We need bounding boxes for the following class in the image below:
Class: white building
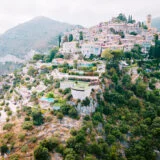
[81,43,102,58]
[60,42,80,54]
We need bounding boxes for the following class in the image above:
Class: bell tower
[146,14,152,29]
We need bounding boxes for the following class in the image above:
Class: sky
[0,0,160,34]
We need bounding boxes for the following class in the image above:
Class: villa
[81,43,102,58]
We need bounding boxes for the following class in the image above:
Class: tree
[128,15,135,24]
[65,154,77,160]
[58,35,61,48]
[27,66,37,77]
[112,73,119,84]
[107,134,116,145]
[69,108,78,119]
[34,145,50,160]
[130,32,137,36]
[47,92,54,98]
[131,44,142,54]
[124,51,132,60]
[128,96,141,110]
[64,148,78,160]
[0,145,8,155]
[92,112,103,122]
[40,137,59,151]
[73,60,78,69]
[135,81,147,97]
[79,31,83,40]
[88,142,102,156]
[122,74,131,88]
[152,34,160,66]
[45,48,58,63]
[117,13,127,22]
[33,54,44,61]
[111,50,124,60]
[32,110,44,126]
[82,97,90,106]
[101,49,113,60]
[69,34,73,42]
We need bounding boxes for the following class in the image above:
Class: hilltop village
[60,14,158,57]
[0,14,160,160]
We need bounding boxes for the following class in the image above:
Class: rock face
[0,16,79,58]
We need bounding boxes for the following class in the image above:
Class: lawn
[73,81,89,90]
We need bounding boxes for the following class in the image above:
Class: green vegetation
[79,31,83,40]
[22,121,33,130]
[3,123,14,131]
[69,34,73,42]
[34,145,50,160]
[117,13,127,22]
[32,109,44,126]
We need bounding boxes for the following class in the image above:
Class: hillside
[0,16,79,58]
[0,49,160,159]
[152,17,160,31]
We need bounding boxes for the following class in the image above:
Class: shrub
[46,92,54,98]
[24,116,31,121]
[0,145,9,155]
[18,133,25,141]
[32,110,44,126]
[3,123,14,131]
[34,145,50,160]
[57,112,64,120]
[22,121,33,130]
[63,88,71,95]
[40,137,59,151]
[4,133,13,142]
[21,145,28,153]
[30,137,37,143]
[7,110,12,116]
[10,154,20,160]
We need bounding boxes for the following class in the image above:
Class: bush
[30,137,37,143]
[22,121,33,130]
[18,133,25,141]
[34,145,50,160]
[21,145,28,153]
[63,88,71,95]
[24,116,31,121]
[10,154,20,160]
[84,115,90,121]
[40,137,59,151]
[46,92,54,98]
[0,145,8,155]
[7,110,12,116]
[3,123,14,131]
[57,112,64,120]
[32,110,44,126]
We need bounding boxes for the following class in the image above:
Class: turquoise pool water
[78,63,94,67]
[41,97,54,103]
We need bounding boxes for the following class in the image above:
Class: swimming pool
[78,63,94,67]
[41,97,54,103]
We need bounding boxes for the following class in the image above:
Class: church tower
[146,14,152,29]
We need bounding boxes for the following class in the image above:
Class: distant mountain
[152,17,160,31]
[0,16,81,59]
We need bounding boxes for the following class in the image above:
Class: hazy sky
[0,0,160,33]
